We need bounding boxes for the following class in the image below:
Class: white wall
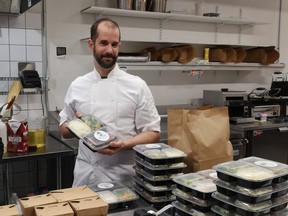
[45,0,287,110]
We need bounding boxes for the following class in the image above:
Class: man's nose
[106,44,113,53]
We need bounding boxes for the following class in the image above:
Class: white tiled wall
[0,12,45,204]
[0,12,44,120]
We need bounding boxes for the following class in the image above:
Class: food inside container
[135,170,175,187]
[173,170,217,200]
[172,188,217,207]
[66,114,118,152]
[134,181,173,197]
[176,195,213,213]
[135,155,187,171]
[212,191,273,215]
[213,159,281,189]
[134,184,176,204]
[134,174,174,191]
[133,143,186,165]
[88,181,138,209]
[172,201,215,216]
[134,165,183,181]
[211,205,237,216]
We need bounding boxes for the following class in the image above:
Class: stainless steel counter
[230,119,288,132]
[1,136,74,204]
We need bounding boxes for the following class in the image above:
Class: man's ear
[88,39,94,51]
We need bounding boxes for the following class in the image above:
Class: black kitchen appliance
[19,70,42,89]
[247,126,288,164]
[203,90,250,118]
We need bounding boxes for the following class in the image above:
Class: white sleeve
[135,81,161,133]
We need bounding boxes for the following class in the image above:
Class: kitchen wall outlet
[56,47,66,56]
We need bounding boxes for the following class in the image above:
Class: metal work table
[0,136,74,204]
[49,130,79,154]
[230,119,288,132]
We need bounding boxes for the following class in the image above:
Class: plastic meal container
[172,201,215,216]
[88,182,139,209]
[213,157,288,189]
[173,169,217,200]
[172,188,217,208]
[133,143,187,166]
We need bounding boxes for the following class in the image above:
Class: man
[59,18,161,186]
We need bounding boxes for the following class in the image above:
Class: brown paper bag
[168,106,233,173]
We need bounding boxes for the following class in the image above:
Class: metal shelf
[81,6,268,26]
[0,77,43,95]
[118,62,285,71]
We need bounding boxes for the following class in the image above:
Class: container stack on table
[212,157,288,216]
[172,169,218,216]
[133,143,187,208]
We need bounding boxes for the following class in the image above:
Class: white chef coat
[59,64,161,186]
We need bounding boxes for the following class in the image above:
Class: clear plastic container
[28,116,46,148]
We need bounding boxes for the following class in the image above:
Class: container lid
[89,182,138,204]
[213,157,288,182]
[133,143,186,159]
[173,170,217,193]
[135,155,187,171]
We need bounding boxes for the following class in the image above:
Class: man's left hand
[97,140,125,156]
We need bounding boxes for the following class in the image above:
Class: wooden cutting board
[7,80,22,102]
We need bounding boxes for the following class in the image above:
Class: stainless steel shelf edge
[81,6,269,26]
[118,62,285,71]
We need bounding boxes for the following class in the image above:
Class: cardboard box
[19,194,57,216]
[0,204,20,216]
[49,186,98,203]
[69,196,108,216]
[34,202,74,216]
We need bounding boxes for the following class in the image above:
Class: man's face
[91,23,120,69]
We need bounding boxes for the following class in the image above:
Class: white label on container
[255,160,278,168]
[97,183,114,189]
[94,130,109,141]
[145,144,161,149]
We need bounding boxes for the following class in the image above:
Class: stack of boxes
[0,186,109,216]
[212,157,288,215]
[172,169,218,215]
[133,143,187,208]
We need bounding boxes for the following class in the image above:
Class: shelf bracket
[159,19,164,41]
[238,8,243,44]
[214,5,220,43]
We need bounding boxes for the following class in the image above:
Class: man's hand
[97,140,126,156]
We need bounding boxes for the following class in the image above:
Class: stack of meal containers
[133,143,187,207]
[212,156,288,216]
[172,169,218,216]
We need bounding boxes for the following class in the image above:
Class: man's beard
[93,49,117,69]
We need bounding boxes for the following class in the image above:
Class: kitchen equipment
[247,128,288,163]
[203,89,250,117]
[134,0,146,11]
[116,0,133,10]
[0,0,41,14]
[153,0,167,12]
[19,70,42,89]
[250,104,280,118]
